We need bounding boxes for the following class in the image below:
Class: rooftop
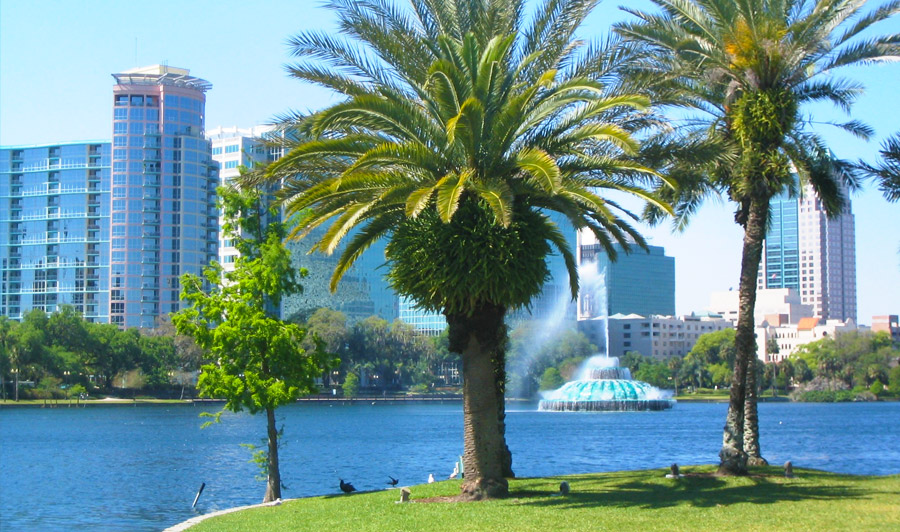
[111,64,212,92]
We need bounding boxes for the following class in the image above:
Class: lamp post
[63,371,71,400]
[12,368,19,402]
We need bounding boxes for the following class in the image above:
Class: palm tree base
[747,455,769,467]
[717,447,748,476]
[460,477,509,500]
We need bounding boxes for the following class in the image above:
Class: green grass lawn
[189,467,900,532]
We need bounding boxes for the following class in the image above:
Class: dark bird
[339,479,356,493]
[387,476,399,486]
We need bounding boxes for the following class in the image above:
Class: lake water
[1,401,898,531]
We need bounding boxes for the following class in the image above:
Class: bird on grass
[387,476,399,487]
[339,479,356,493]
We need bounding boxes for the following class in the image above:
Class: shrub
[342,372,359,397]
[869,380,884,397]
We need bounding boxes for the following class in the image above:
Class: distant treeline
[0,305,459,400]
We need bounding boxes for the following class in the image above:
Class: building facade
[596,313,733,360]
[871,315,900,343]
[709,287,814,326]
[578,240,675,319]
[757,183,857,321]
[207,125,280,274]
[1,142,111,321]
[756,317,858,363]
[109,65,218,328]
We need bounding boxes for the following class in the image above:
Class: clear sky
[1,0,898,324]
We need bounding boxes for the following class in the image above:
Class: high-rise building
[206,125,397,324]
[207,125,281,274]
[1,142,111,321]
[757,182,856,321]
[109,65,218,328]
[577,239,675,319]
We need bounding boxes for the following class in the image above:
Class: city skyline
[2,0,898,325]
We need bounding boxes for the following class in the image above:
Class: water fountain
[538,355,675,412]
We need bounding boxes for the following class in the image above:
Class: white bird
[449,463,459,479]
[428,473,435,483]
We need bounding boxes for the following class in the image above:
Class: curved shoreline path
[163,499,291,532]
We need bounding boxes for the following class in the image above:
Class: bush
[342,372,359,397]
[539,368,564,391]
[869,380,884,397]
[408,383,429,395]
[791,390,855,402]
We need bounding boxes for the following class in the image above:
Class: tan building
[872,315,900,342]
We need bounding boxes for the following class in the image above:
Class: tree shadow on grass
[510,468,888,510]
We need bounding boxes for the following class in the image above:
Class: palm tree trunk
[744,359,768,466]
[719,196,769,475]
[492,344,514,478]
[447,303,510,500]
[263,406,282,503]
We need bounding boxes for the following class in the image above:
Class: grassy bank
[188,467,900,532]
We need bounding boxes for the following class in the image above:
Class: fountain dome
[539,355,675,412]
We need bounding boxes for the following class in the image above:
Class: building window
[225,144,239,153]
[212,147,222,155]
[224,160,238,169]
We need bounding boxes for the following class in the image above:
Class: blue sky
[1,0,898,324]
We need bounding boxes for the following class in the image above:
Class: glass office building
[758,182,856,321]
[578,242,676,319]
[282,227,397,324]
[760,190,800,290]
[1,142,111,321]
[110,66,218,328]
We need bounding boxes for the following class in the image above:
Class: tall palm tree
[256,0,672,498]
[618,0,900,474]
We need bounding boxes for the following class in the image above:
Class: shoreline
[0,395,465,408]
[2,395,892,408]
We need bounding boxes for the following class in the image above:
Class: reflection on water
[1,401,898,531]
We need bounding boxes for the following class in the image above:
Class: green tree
[618,0,900,473]
[890,365,900,394]
[173,185,330,503]
[81,323,131,390]
[539,367,564,391]
[260,0,670,499]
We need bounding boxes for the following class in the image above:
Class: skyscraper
[207,125,281,274]
[577,240,676,319]
[757,182,856,321]
[110,65,218,328]
[1,142,111,321]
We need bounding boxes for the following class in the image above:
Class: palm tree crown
[266,0,671,307]
[619,0,900,223]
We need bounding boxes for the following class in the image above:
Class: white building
[600,313,733,360]
[207,125,280,273]
[709,287,814,325]
[756,317,859,363]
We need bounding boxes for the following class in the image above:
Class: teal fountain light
[539,355,675,412]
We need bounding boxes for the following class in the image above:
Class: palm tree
[860,134,900,201]
[257,0,672,499]
[617,0,900,474]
